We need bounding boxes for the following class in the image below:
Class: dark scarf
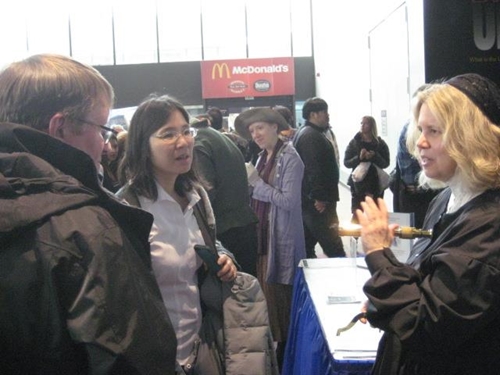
[251,139,283,255]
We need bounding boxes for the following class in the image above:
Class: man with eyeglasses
[0,54,177,374]
[73,116,120,185]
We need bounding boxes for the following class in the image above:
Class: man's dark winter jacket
[293,121,340,203]
[0,123,177,375]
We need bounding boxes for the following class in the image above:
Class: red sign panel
[201,57,295,99]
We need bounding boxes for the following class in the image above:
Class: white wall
[311,0,424,183]
[368,3,410,176]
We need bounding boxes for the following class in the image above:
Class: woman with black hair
[117,95,239,373]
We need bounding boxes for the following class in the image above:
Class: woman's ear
[48,113,66,139]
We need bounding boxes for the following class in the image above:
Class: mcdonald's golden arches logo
[211,63,231,79]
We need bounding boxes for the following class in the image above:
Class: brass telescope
[338,226,432,239]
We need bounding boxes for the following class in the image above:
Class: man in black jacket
[191,117,258,276]
[0,54,177,374]
[293,97,345,258]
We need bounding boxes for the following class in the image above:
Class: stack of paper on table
[301,258,384,360]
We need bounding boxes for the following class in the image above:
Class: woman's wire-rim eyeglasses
[152,127,198,143]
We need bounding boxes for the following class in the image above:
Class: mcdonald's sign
[201,57,295,99]
[211,63,231,79]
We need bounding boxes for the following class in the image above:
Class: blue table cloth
[282,268,374,375]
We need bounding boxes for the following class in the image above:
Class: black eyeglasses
[74,118,118,144]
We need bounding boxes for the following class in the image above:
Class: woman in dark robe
[356,74,500,375]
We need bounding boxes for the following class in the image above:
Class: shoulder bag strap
[193,202,217,252]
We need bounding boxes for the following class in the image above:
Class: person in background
[244,136,261,165]
[357,73,500,374]
[236,107,306,371]
[207,107,224,131]
[115,130,128,168]
[117,95,244,373]
[0,54,177,374]
[344,115,390,220]
[324,122,340,167]
[190,115,259,276]
[193,113,212,125]
[293,97,345,258]
[391,121,440,228]
[272,105,297,141]
[391,85,440,228]
[102,130,128,192]
[222,129,249,160]
[207,106,249,158]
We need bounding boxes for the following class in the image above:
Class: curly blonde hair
[407,83,500,190]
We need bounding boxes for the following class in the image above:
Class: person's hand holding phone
[216,254,237,282]
[194,245,237,282]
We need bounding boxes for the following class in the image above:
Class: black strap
[193,202,227,373]
[193,203,216,253]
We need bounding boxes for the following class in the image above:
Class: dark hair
[207,107,223,130]
[302,97,328,120]
[272,105,295,128]
[0,54,114,131]
[120,94,197,201]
